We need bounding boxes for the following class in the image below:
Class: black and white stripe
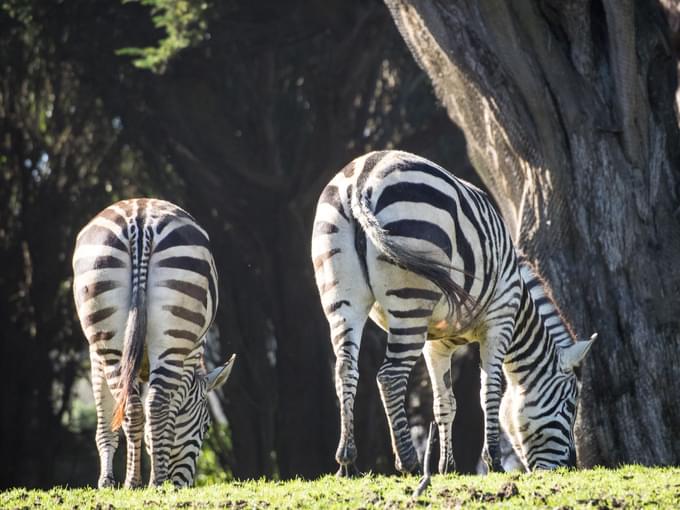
[311,151,595,474]
[73,198,235,487]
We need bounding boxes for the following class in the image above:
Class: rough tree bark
[385,0,680,466]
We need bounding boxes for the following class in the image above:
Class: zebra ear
[206,354,236,391]
[559,334,597,372]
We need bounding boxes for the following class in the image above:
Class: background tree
[384,0,680,466]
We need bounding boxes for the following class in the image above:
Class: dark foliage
[0,0,483,487]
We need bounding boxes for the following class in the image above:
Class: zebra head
[502,334,596,470]
[158,354,235,486]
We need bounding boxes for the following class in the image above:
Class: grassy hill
[3,465,679,509]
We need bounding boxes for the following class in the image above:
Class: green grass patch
[2,465,679,509]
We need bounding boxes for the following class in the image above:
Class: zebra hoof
[439,457,456,475]
[395,457,421,476]
[335,463,360,478]
[484,457,504,473]
[335,442,357,467]
[98,476,116,489]
[482,447,504,473]
[124,479,144,489]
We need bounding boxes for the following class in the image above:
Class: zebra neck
[517,257,575,350]
[504,285,563,390]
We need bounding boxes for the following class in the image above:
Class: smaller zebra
[73,198,235,487]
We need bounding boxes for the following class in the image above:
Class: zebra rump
[350,177,477,326]
[73,198,235,487]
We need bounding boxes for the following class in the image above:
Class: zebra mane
[517,254,576,349]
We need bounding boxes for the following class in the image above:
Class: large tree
[384,0,680,466]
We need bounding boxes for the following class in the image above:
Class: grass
[2,465,679,509]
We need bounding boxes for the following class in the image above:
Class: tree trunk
[385,0,680,466]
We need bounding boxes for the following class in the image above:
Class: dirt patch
[467,482,520,503]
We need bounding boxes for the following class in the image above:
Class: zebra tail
[350,186,477,323]
[111,265,148,431]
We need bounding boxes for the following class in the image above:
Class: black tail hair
[112,228,149,430]
[351,185,477,326]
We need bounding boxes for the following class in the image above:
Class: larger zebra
[73,198,235,487]
[311,150,595,474]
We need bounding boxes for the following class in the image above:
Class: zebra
[72,198,235,487]
[311,150,595,475]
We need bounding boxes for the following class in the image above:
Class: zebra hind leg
[90,355,119,488]
[122,383,144,488]
[312,200,373,477]
[423,340,457,474]
[330,308,371,477]
[376,321,428,475]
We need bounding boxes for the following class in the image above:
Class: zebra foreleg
[376,326,427,475]
[122,383,144,488]
[480,373,504,471]
[145,381,177,486]
[423,341,457,474]
[479,326,512,473]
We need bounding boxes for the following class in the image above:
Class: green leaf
[116,0,212,73]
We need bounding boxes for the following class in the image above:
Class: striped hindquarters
[352,151,516,327]
[72,198,218,422]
